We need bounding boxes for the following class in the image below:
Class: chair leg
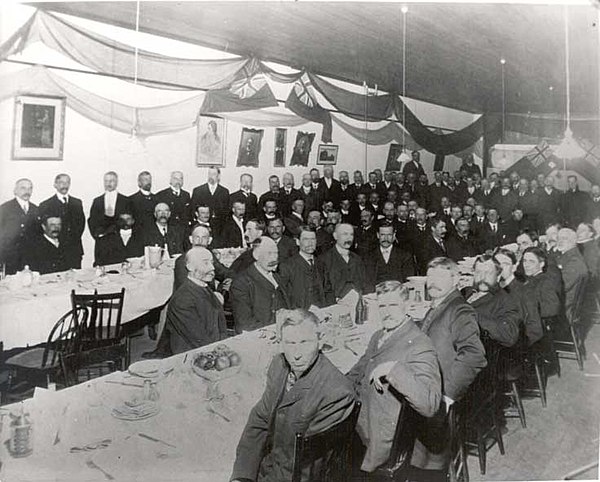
[534,360,547,408]
[494,408,505,455]
[571,325,584,370]
[511,381,527,428]
[476,425,486,475]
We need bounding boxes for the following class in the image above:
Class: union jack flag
[229,61,266,99]
[292,78,316,108]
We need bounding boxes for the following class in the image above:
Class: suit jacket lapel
[277,354,321,410]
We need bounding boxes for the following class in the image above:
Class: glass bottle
[20,265,32,287]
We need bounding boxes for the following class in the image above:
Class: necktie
[492,224,496,233]
[62,196,67,204]
[22,203,28,214]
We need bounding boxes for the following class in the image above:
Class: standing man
[562,175,590,228]
[129,171,157,233]
[258,175,282,209]
[537,175,562,230]
[317,223,366,304]
[39,173,85,269]
[190,166,230,236]
[0,179,40,274]
[402,150,426,178]
[479,208,509,251]
[279,172,301,217]
[348,170,365,202]
[355,208,379,258]
[229,173,258,220]
[317,166,342,207]
[283,198,305,238]
[141,203,186,256]
[88,171,131,240]
[156,171,191,228]
[298,173,321,215]
[278,226,325,309]
[459,154,482,179]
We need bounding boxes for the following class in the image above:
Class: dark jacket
[297,187,322,215]
[562,189,590,228]
[317,246,366,304]
[504,277,544,345]
[218,215,246,249]
[317,178,342,207]
[278,188,302,217]
[467,287,520,348]
[230,190,258,221]
[0,199,40,274]
[283,213,304,238]
[446,234,479,262]
[129,191,158,233]
[230,249,255,277]
[94,229,144,266]
[477,222,509,252]
[364,245,416,293]
[189,183,230,235]
[173,249,232,291]
[164,278,228,354]
[88,192,131,239]
[557,247,589,318]
[232,353,356,482]
[23,235,68,275]
[536,188,562,230]
[278,253,325,309]
[141,223,186,256]
[39,194,85,268]
[156,188,191,227]
[347,320,442,472]
[416,235,447,275]
[274,235,298,263]
[354,225,379,259]
[494,189,518,222]
[230,263,290,333]
[402,160,426,178]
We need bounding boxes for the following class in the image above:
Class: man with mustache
[162,247,228,354]
[141,202,186,256]
[129,171,157,234]
[317,223,366,305]
[94,211,144,266]
[24,214,69,275]
[230,236,290,333]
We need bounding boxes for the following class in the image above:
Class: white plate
[128,360,163,378]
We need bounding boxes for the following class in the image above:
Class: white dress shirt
[44,234,59,248]
[380,245,392,263]
[255,263,278,288]
[104,190,118,217]
[335,244,350,263]
[233,215,246,247]
[55,193,69,204]
[119,228,132,246]
[16,197,29,214]
[208,183,217,195]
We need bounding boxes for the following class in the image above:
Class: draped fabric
[285,81,332,142]
[330,115,420,150]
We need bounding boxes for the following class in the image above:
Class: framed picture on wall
[290,131,315,166]
[317,144,339,165]
[274,128,286,167]
[237,127,264,167]
[12,95,66,160]
[196,115,226,167]
[385,143,404,171]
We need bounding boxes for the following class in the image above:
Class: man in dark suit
[474,178,498,211]
[229,173,258,221]
[129,171,157,234]
[231,309,356,482]
[562,175,590,228]
[589,185,600,221]
[317,223,366,304]
[189,166,230,236]
[317,166,342,207]
[537,175,562,230]
[278,226,325,309]
[459,154,482,179]
[39,174,85,269]
[428,172,450,213]
[347,170,365,203]
[338,170,352,201]
[258,175,282,209]
[377,171,399,201]
[141,203,186,256]
[515,178,539,229]
[347,281,441,472]
[298,173,321,215]
[557,228,589,321]
[495,177,518,222]
[365,224,415,293]
[0,178,40,274]
[259,199,279,226]
[229,219,266,276]
[446,218,479,262]
[402,150,426,178]
[479,208,509,251]
[355,208,379,258]
[455,176,478,207]
[362,172,379,196]
[189,205,213,237]
[306,210,334,257]
[464,255,520,348]
[217,201,246,249]
[283,199,305,238]
[279,172,302,217]
[163,247,228,355]
[445,205,463,238]
[416,218,448,275]
[412,257,486,474]
[230,236,290,332]
[504,207,532,244]
[94,212,144,266]
[393,204,412,247]
[23,215,68,275]
[156,171,191,228]
[267,217,298,262]
[349,192,370,227]
[88,171,131,240]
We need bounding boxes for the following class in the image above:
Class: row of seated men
[2,153,599,275]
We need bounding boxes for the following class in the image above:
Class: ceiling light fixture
[398,5,411,166]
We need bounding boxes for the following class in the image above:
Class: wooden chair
[554,276,588,371]
[448,400,469,482]
[499,327,527,429]
[71,288,125,342]
[291,401,361,482]
[60,337,130,387]
[4,308,89,398]
[373,392,422,480]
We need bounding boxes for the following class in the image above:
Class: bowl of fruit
[191,344,242,381]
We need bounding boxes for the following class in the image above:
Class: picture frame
[237,127,264,167]
[317,144,339,165]
[274,128,287,167]
[290,131,315,166]
[385,143,404,172]
[196,115,226,167]
[12,95,66,160]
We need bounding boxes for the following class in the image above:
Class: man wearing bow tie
[88,171,131,241]
[156,171,191,228]
[39,173,85,269]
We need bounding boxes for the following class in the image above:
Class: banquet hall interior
[0,1,599,481]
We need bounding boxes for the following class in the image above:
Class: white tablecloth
[0,258,174,350]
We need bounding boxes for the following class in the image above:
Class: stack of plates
[128,360,163,379]
[111,400,160,421]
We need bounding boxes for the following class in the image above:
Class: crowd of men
[1,152,600,481]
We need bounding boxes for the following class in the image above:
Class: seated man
[267,217,298,263]
[347,281,441,472]
[230,236,290,332]
[463,255,520,348]
[142,202,186,256]
[24,214,69,275]
[229,219,266,276]
[94,212,144,266]
[231,309,356,482]
[163,247,228,354]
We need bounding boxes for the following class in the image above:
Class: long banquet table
[0,258,174,350]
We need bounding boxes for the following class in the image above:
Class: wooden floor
[131,319,600,482]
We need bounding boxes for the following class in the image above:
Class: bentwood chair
[448,400,469,482]
[71,288,126,343]
[4,307,89,399]
[373,392,422,480]
[291,401,361,482]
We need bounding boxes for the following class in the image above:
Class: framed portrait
[290,131,315,166]
[317,144,339,165]
[237,127,264,167]
[385,143,404,172]
[196,115,226,167]
[274,128,287,167]
[12,95,66,160]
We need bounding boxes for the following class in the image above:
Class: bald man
[0,178,40,274]
[230,236,290,333]
[141,203,186,256]
[316,223,366,305]
[163,247,228,354]
[156,171,191,227]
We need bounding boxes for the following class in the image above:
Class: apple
[215,355,231,371]
[228,353,242,367]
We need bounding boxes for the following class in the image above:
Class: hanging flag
[509,141,560,179]
[285,78,332,142]
[200,61,278,114]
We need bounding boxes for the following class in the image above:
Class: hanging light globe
[553,127,586,160]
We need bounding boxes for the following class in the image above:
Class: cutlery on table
[343,341,359,356]
[86,459,114,480]
[104,380,144,388]
[138,432,177,448]
[70,439,112,453]
[207,405,231,422]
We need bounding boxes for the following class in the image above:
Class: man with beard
[394,204,412,246]
[298,173,321,215]
[463,255,520,348]
[339,170,352,199]
[156,171,191,228]
[24,215,69,275]
[142,203,186,256]
[278,226,325,309]
[317,223,366,304]
[230,236,290,332]
[163,247,228,354]
[94,211,144,266]
[348,170,365,201]
[446,218,479,262]
[129,171,157,234]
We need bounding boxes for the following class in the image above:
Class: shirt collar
[335,244,350,258]
[55,192,69,202]
[299,251,314,263]
[140,189,152,196]
[44,234,59,247]
[16,197,29,209]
